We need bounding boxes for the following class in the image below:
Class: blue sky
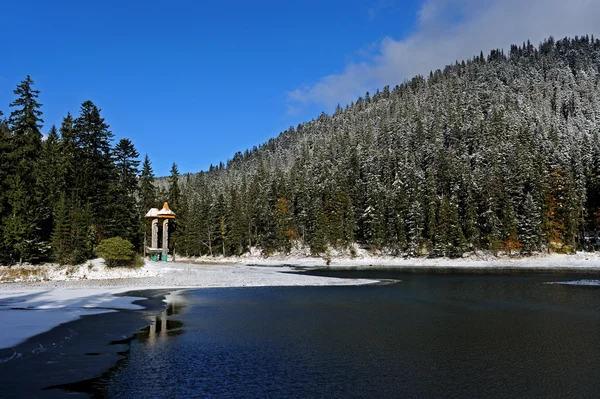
[1,0,599,176]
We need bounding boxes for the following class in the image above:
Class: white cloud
[286,0,600,112]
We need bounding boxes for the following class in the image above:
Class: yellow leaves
[504,232,523,255]
[276,197,290,215]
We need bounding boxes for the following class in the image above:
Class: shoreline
[177,251,600,274]
[0,264,379,350]
[2,254,600,351]
[4,252,600,285]
[291,264,600,275]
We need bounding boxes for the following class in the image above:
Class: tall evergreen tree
[2,76,45,263]
[0,111,10,240]
[139,154,157,251]
[7,75,43,160]
[168,163,181,211]
[39,125,62,204]
[37,125,62,245]
[140,154,157,212]
[51,194,93,265]
[107,138,141,246]
[168,163,182,255]
[73,100,114,243]
[58,113,76,194]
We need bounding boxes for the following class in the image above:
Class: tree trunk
[248,224,252,248]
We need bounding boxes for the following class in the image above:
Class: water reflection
[145,302,185,345]
[43,291,187,397]
[104,281,600,399]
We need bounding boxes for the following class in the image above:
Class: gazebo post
[162,219,169,261]
[152,219,159,248]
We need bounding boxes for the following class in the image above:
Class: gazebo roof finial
[157,202,176,219]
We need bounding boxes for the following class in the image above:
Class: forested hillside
[2,36,600,265]
[170,36,600,258]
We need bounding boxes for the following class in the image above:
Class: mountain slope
[169,36,600,258]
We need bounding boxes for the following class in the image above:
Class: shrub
[132,254,145,268]
[95,237,136,267]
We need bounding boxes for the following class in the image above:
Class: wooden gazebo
[145,202,175,261]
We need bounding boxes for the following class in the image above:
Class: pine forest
[2,36,600,265]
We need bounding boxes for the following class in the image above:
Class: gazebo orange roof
[145,202,176,219]
[157,202,176,219]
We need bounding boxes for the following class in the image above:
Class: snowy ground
[0,258,155,283]
[4,251,600,286]
[178,249,600,271]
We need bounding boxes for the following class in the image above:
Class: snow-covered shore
[177,251,600,271]
[0,261,377,349]
[2,251,600,350]
[4,251,600,286]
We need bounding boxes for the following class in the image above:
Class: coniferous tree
[434,195,466,257]
[139,154,157,251]
[519,193,542,253]
[7,76,43,160]
[227,187,247,255]
[39,125,62,206]
[168,163,181,210]
[58,113,76,195]
[273,196,293,253]
[173,175,191,256]
[3,76,45,263]
[308,196,327,255]
[37,125,62,246]
[140,154,157,212]
[48,113,87,264]
[73,100,114,243]
[168,163,182,255]
[51,194,93,265]
[107,138,141,246]
[0,111,10,259]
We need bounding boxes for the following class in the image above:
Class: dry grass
[64,265,79,277]
[0,266,46,283]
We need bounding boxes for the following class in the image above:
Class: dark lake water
[95,274,600,398]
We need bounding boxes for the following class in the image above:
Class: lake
[2,273,600,398]
[82,273,600,398]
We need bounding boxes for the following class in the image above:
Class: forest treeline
[2,36,600,264]
[0,77,161,264]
